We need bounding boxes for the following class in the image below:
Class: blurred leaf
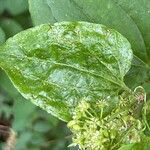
[52,140,70,150]
[0,70,35,131]
[15,131,32,150]
[113,0,150,59]
[0,143,5,150]
[119,134,150,150]
[30,132,46,145]
[0,0,5,14]
[0,22,132,121]
[14,12,32,29]
[29,0,147,62]
[124,57,150,90]
[0,90,12,119]
[28,0,56,25]
[119,144,139,150]
[119,143,150,150]
[0,70,22,98]
[0,27,5,44]
[47,115,59,127]
[12,97,35,131]
[0,19,23,38]
[144,100,150,136]
[32,109,59,127]
[33,120,51,132]
[0,105,12,118]
[5,0,28,15]
[111,0,150,93]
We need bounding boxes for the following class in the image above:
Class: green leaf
[0,19,23,38]
[0,22,133,121]
[0,0,6,14]
[28,0,56,25]
[144,100,150,136]
[124,56,150,90]
[119,142,150,150]
[111,0,150,93]
[0,27,5,44]
[29,0,147,62]
[29,0,150,93]
[113,0,150,61]
[119,144,137,150]
[14,13,32,29]
[5,0,28,15]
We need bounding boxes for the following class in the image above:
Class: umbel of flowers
[68,87,148,150]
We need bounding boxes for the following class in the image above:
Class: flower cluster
[68,95,144,150]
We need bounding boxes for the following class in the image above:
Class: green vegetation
[0,0,150,149]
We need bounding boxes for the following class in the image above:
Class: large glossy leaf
[29,0,150,93]
[0,22,132,121]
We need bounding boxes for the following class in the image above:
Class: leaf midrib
[0,50,126,90]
